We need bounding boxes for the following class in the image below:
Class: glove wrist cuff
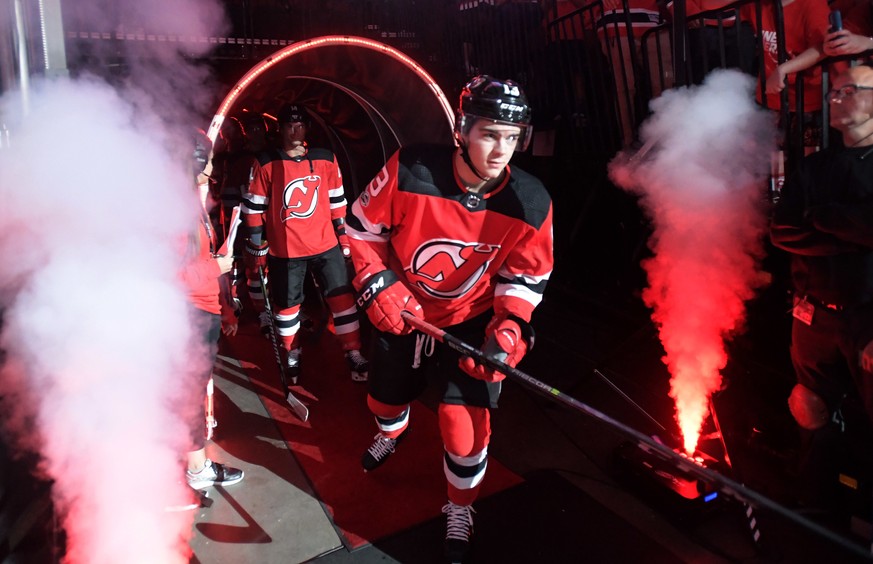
[504,313,535,351]
[355,269,400,310]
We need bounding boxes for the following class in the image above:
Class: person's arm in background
[766,46,826,94]
[824,29,873,56]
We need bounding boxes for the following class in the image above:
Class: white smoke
[609,69,778,453]
[0,1,228,562]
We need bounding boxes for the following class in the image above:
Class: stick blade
[286,391,309,422]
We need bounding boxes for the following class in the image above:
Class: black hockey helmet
[455,75,533,151]
[193,128,212,177]
[277,104,310,127]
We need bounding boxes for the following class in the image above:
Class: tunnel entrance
[206,35,455,198]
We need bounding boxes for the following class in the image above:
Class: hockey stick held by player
[258,265,310,422]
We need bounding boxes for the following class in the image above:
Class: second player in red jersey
[242,104,368,383]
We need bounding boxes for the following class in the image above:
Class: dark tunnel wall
[206,36,455,199]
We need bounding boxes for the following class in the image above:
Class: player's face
[465,121,522,178]
[280,121,306,149]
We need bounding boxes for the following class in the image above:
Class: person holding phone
[824,6,873,58]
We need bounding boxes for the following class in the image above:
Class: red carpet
[221,312,523,549]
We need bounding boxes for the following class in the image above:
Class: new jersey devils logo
[406,240,500,299]
[283,175,320,221]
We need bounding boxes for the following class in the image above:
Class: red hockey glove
[338,233,352,258]
[244,240,269,271]
[353,266,423,335]
[459,315,534,383]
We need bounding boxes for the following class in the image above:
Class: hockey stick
[399,311,873,561]
[258,266,309,422]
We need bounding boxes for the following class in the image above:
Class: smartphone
[829,10,843,33]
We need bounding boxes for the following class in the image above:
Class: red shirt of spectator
[752,0,830,112]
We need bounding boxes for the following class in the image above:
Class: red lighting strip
[206,35,454,142]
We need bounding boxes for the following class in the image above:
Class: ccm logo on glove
[353,267,423,335]
[356,271,393,309]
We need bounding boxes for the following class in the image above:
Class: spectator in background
[759,0,830,115]
[242,104,369,384]
[597,0,672,146]
[755,0,830,144]
[770,64,873,513]
[754,0,830,195]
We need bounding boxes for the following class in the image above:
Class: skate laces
[346,349,367,369]
[286,349,301,367]
[442,502,475,541]
[258,311,271,327]
[367,433,397,461]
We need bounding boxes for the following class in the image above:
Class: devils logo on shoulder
[406,240,501,299]
[283,175,320,221]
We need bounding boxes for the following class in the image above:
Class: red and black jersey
[347,145,554,328]
[242,147,348,259]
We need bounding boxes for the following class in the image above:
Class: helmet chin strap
[459,142,491,182]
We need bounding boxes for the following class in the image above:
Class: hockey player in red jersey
[347,76,553,562]
[242,104,368,383]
